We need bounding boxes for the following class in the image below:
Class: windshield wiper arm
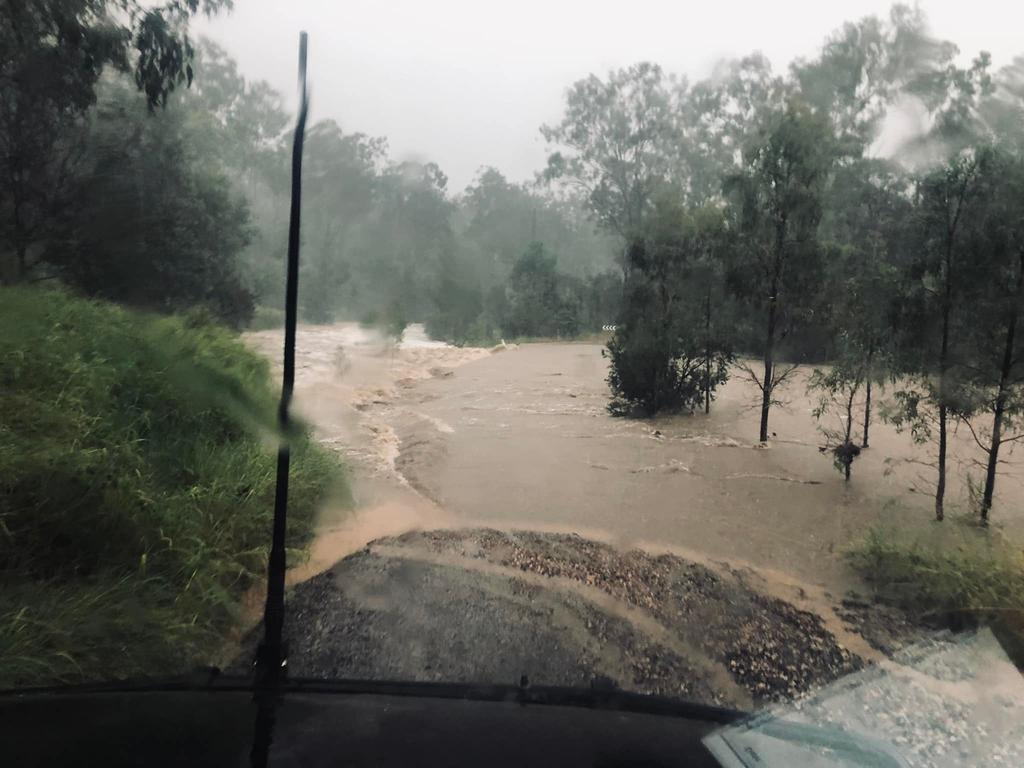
[251,30,310,768]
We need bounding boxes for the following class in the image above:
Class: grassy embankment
[0,288,345,688]
[848,518,1024,663]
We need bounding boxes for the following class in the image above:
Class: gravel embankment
[261,529,919,709]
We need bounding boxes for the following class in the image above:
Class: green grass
[848,522,1024,663]
[0,287,346,688]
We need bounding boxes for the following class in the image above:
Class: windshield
[3,0,1024,764]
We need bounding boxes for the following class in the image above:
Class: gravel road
[268,529,923,709]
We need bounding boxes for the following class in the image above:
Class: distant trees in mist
[7,2,1024,520]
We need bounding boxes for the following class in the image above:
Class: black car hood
[0,676,743,767]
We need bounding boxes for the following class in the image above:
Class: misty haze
[3,2,1024,766]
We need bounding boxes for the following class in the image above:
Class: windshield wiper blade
[251,30,310,768]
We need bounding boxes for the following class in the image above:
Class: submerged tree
[954,148,1024,522]
[606,204,732,416]
[727,98,834,442]
[683,206,736,414]
[809,341,867,481]
[821,158,909,447]
[889,153,982,521]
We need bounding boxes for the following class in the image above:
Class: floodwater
[246,324,1024,594]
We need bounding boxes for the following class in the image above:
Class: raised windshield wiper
[250,30,310,768]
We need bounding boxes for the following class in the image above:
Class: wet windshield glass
[2,1,1024,764]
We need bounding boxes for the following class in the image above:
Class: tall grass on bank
[0,287,345,687]
[848,523,1024,664]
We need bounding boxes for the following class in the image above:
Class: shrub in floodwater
[0,286,346,687]
[606,236,731,417]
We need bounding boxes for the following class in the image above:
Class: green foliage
[500,243,584,339]
[49,77,255,327]
[541,63,675,239]
[0,0,230,284]
[727,97,834,441]
[848,525,1024,662]
[606,317,726,417]
[0,287,344,687]
[460,168,617,279]
[808,362,865,479]
[606,226,732,417]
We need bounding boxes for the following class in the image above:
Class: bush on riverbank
[848,524,1024,664]
[0,287,345,687]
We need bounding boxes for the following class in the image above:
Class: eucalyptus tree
[820,158,911,448]
[681,54,782,205]
[888,153,983,521]
[792,4,961,159]
[300,120,385,322]
[541,63,677,243]
[0,0,230,284]
[726,98,835,443]
[955,148,1024,522]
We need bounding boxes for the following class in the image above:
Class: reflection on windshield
[706,629,1024,767]
[2,3,1023,764]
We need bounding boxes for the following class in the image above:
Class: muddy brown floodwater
[242,323,1023,701]
[389,340,1024,590]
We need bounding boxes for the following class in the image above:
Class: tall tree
[890,153,982,520]
[50,77,254,326]
[300,120,384,322]
[955,148,1024,522]
[541,63,675,242]
[727,98,834,443]
[681,54,782,205]
[792,5,959,159]
[821,158,910,447]
[0,0,229,284]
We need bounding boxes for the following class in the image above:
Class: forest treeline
[539,6,1024,526]
[2,3,620,340]
[6,2,1024,522]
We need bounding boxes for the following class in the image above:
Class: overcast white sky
[197,1,1024,191]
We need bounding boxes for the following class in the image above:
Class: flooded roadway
[239,323,1024,700]
[390,342,1024,592]
[246,324,1024,594]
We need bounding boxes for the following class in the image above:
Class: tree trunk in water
[759,295,776,443]
[862,379,872,449]
[760,226,784,444]
[935,248,953,522]
[843,384,857,482]
[936,404,947,521]
[982,401,1004,524]
[704,290,711,415]
[981,251,1023,522]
